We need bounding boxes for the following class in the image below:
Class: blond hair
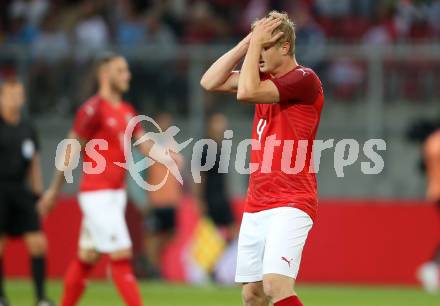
[252,11,296,57]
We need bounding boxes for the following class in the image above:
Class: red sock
[275,295,304,306]
[61,259,93,306]
[111,259,143,306]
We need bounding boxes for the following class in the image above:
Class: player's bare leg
[145,231,174,278]
[262,274,300,304]
[24,232,47,256]
[0,236,8,306]
[110,248,132,261]
[242,282,270,306]
[109,248,143,306]
[78,249,101,264]
[145,233,160,275]
[225,223,238,242]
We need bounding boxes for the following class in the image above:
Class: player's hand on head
[241,32,253,46]
[37,188,58,217]
[251,17,284,47]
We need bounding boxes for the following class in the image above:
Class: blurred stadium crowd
[1,0,440,47]
[0,0,439,115]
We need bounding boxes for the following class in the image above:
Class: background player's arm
[191,146,208,215]
[200,33,251,93]
[37,131,84,216]
[237,18,283,104]
[133,130,154,157]
[133,131,184,168]
[52,131,84,193]
[28,152,44,195]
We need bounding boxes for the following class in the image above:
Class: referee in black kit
[0,78,55,306]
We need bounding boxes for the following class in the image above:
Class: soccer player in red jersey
[37,53,157,306]
[201,11,324,306]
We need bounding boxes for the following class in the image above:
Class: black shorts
[206,198,234,227]
[0,184,41,236]
[146,206,177,233]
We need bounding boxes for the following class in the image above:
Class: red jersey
[72,95,142,191]
[245,65,324,221]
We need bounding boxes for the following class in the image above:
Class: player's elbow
[236,89,253,102]
[200,76,215,91]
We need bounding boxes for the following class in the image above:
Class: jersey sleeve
[270,69,320,104]
[72,101,100,140]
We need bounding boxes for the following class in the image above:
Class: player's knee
[242,285,266,306]
[79,249,100,264]
[263,278,294,301]
[109,248,132,260]
[25,232,47,256]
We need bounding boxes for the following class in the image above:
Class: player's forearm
[29,154,44,195]
[31,178,44,195]
[50,131,82,194]
[200,39,249,91]
[237,40,262,100]
[48,169,66,194]
[134,132,154,158]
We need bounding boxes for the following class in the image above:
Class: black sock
[0,257,4,298]
[31,256,46,300]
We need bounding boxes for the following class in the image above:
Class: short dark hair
[0,77,21,95]
[94,51,122,73]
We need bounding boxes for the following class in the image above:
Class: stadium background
[1,0,439,305]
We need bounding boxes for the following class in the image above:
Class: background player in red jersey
[37,53,163,306]
[201,11,324,306]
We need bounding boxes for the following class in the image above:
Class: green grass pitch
[5,279,439,306]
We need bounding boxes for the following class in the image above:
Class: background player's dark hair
[94,51,122,74]
[0,76,21,95]
[88,51,122,95]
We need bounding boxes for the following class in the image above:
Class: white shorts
[78,189,132,253]
[235,207,313,283]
